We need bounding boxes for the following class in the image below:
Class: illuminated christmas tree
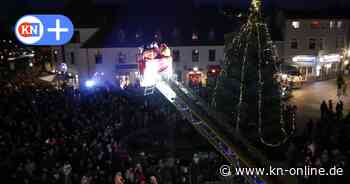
[212,0,291,146]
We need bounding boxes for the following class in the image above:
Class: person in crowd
[1,73,350,184]
[320,100,328,119]
[336,101,343,120]
[328,99,333,114]
[306,119,314,137]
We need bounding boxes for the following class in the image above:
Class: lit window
[310,21,321,29]
[291,39,298,49]
[192,49,199,62]
[330,21,335,29]
[291,21,300,29]
[309,38,316,50]
[337,21,343,29]
[192,32,198,40]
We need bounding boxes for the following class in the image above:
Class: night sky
[1,0,350,27]
[3,0,350,10]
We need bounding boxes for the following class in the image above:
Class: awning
[39,75,56,82]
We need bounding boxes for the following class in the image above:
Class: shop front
[291,53,342,81]
[291,55,316,81]
[317,54,341,80]
[207,65,221,87]
[115,64,139,88]
[187,67,204,88]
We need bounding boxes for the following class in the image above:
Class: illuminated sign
[320,54,340,63]
[292,55,316,63]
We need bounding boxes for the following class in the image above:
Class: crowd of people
[286,98,350,183]
[2,70,350,184]
[0,82,229,184]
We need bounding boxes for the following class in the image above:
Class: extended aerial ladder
[136,29,295,184]
[153,76,296,184]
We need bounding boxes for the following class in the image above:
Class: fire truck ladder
[154,76,296,184]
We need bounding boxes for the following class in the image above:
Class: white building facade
[283,18,350,80]
[71,44,224,88]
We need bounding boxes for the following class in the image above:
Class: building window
[118,52,127,63]
[319,38,324,50]
[173,50,180,62]
[70,52,75,65]
[172,28,179,39]
[95,53,103,64]
[330,21,335,29]
[291,21,300,29]
[135,29,143,41]
[135,33,142,40]
[209,29,215,40]
[192,32,199,40]
[53,50,58,62]
[291,39,298,49]
[118,29,126,42]
[192,49,199,62]
[309,38,316,50]
[209,49,216,61]
[337,21,343,29]
[310,21,321,29]
[336,37,344,48]
[154,31,162,41]
[176,71,182,81]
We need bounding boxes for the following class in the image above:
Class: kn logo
[15,15,74,46]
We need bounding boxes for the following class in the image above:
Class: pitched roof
[82,8,239,48]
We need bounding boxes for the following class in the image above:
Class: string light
[212,0,294,147]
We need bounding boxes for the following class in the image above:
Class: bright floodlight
[85,80,95,88]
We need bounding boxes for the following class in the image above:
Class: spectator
[306,119,314,137]
[320,100,328,119]
[328,99,333,114]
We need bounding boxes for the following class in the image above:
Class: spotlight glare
[85,80,95,88]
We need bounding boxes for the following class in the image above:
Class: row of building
[48,11,350,88]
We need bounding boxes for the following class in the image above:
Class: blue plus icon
[47,19,69,41]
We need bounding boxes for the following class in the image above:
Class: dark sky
[2,0,350,22]
[5,0,350,10]
[95,0,350,9]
